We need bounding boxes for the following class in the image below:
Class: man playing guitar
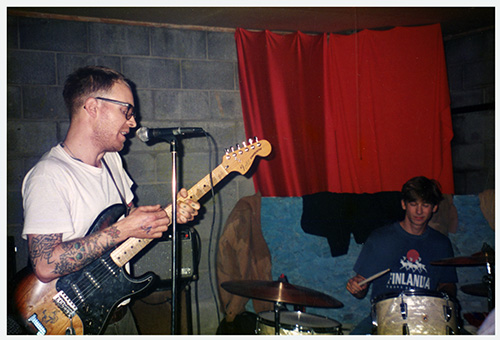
[21,66,201,334]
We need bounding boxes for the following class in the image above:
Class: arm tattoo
[29,234,61,270]
[30,225,122,277]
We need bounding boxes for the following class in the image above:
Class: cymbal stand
[483,258,494,311]
[273,302,284,335]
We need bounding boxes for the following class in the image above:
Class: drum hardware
[400,297,408,320]
[256,310,343,335]
[402,323,409,335]
[432,246,495,312]
[444,302,452,322]
[221,278,343,335]
[371,289,460,335]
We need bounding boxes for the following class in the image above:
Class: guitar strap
[102,157,131,217]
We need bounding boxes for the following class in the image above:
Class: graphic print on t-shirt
[386,249,431,290]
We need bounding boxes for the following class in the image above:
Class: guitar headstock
[221,137,272,175]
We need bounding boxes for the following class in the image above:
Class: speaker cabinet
[130,229,198,285]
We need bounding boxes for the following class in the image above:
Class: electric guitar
[14,138,271,335]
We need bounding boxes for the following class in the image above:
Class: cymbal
[431,252,495,266]
[461,283,491,297]
[221,280,344,308]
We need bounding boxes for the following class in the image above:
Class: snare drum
[256,310,342,335]
[371,289,459,335]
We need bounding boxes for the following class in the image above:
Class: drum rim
[371,288,451,303]
[257,310,341,328]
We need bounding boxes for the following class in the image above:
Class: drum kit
[221,248,495,335]
[221,279,344,335]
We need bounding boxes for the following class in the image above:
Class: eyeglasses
[95,97,135,120]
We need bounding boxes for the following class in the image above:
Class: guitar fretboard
[110,164,228,267]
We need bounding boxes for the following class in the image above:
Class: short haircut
[401,176,443,206]
[62,65,130,119]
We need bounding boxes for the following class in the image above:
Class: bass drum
[371,289,460,335]
[256,310,342,335]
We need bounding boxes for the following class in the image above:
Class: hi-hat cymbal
[221,280,344,308]
[461,283,491,297]
[431,252,495,266]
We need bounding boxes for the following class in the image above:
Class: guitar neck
[110,163,229,267]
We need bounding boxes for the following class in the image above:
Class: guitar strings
[65,256,123,313]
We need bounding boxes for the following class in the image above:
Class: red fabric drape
[236,25,454,196]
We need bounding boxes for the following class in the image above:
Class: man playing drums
[346,176,458,335]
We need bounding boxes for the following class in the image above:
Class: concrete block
[463,59,495,89]
[56,54,122,85]
[7,85,22,120]
[23,86,66,119]
[453,172,466,194]
[123,57,181,89]
[449,89,484,108]
[452,112,495,144]
[209,91,242,119]
[451,143,484,170]
[7,191,23,226]
[89,22,149,55]
[133,183,169,207]
[133,89,155,121]
[152,28,206,59]
[208,31,237,61]
[444,29,494,65]
[19,17,87,52]
[125,152,157,184]
[465,170,492,194]
[182,60,235,90]
[446,64,463,92]
[7,15,18,49]
[150,89,210,120]
[7,50,56,85]
[7,121,58,156]
[7,157,25,192]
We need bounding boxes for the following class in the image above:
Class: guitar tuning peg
[254,136,259,142]
[248,138,253,144]
[225,148,230,154]
[242,141,247,147]
[236,143,241,149]
[230,146,235,152]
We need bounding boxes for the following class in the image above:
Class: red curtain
[236,24,454,196]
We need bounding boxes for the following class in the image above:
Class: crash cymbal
[431,252,495,266]
[461,283,491,297]
[221,280,344,308]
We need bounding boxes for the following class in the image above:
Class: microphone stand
[167,136,179,335]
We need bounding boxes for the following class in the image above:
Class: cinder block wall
[7,12,494,334]
[444,28,495,194]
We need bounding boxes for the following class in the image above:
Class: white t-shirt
[22,144,134,241]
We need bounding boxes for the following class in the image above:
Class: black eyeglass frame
[95,97,136,120]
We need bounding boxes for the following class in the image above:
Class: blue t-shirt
[354,221,458,300]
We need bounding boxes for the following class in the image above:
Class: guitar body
[14,204,156,335]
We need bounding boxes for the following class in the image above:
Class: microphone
[136,126,205,142]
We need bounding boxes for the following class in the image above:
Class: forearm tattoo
[29,225,122,277]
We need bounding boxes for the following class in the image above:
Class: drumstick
[359,268,390,286]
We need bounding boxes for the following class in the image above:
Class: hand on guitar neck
[121,188,200,239]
